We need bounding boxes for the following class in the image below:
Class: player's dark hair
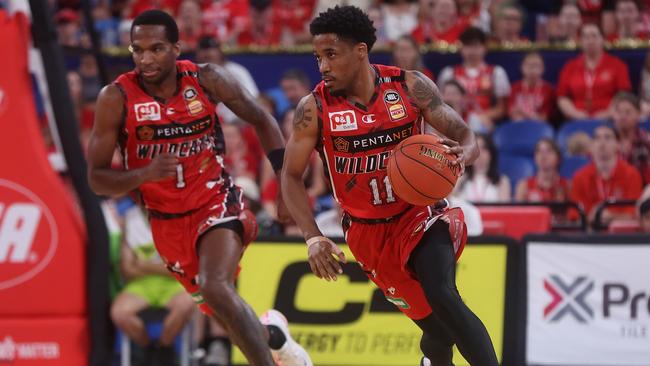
[310,5,377,51]
[131,9,179,43]
[459,26,487,45]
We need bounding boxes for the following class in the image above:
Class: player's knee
[199,279,236,311]
[426,285,463,315]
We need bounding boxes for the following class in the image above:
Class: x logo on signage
[544,275,594,323]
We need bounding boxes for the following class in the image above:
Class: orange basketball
[387,134,462,205]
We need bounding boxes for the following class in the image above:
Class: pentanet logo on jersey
[544,275,594,323]
[329,110,358,131]
[134,102,161,122]
[0,179,57,290]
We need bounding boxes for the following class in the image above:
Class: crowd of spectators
[43,0,650,50]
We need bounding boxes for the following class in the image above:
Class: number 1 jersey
[314,65,424,219]
[116,60,228,214]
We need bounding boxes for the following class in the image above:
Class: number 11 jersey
[314,64,424,219]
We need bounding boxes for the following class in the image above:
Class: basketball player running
[282,6,499,366]
[87,10,311,366]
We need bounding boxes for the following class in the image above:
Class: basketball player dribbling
[87,10,311,366]
[282,6,499,366]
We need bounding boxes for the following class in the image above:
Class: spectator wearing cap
[196,35,259,124]
[557,23,631,120]
[610,92,650,183]
[56,8,88,47]
[570,124,643,226]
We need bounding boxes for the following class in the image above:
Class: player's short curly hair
[310,5,377,51]
[131,9,179,43]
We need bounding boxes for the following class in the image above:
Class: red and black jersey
[314,64,424,219]
[115,60,230,214]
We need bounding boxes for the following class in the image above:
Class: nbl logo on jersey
[134,102,161,122]
[329,110,358,131]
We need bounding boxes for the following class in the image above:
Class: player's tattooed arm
[282,94,344,281]
[198,63,284,153]
[406,70,479,166]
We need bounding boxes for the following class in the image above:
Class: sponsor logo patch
[329,110,358,131]
[134,102,161,122]
[362,114,376,124]
[333,137,350,153]
[388,104,406,121]
[383,90,400,104]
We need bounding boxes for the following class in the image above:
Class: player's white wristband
[306,236,329,248]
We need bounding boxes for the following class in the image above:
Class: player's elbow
[87,169,109,196]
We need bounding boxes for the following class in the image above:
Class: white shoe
[260,309,313,366]
[420,356,431,366]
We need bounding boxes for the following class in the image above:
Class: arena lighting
[28,0,112,364]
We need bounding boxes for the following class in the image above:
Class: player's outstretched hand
[143,153,179,182]
[307,236,347,281]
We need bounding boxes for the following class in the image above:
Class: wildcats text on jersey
[334,151,391,175]
[331,122,415,153]
[136,134,215,160]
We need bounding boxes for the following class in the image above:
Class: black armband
[267,148,285,171]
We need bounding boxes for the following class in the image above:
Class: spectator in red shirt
[238,0,279,46]
[177,0,202,52]
[411,0,468,44]
[548,3,583,44]
[508,52,556,122]
[515,138,569,202]
[438,27,511,132]
[610,91,650,183]
[270,0,314,46]
[491,3,529,45]
[570,124,643,226]
[124,0,181,18]
[608,0,649,41]
[457,0,490,32]
[557,23,631,120]
[201,0,249,45]
[391,35,435,80]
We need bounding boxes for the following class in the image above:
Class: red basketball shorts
[343,204,467,320]
[148,184,258,316]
